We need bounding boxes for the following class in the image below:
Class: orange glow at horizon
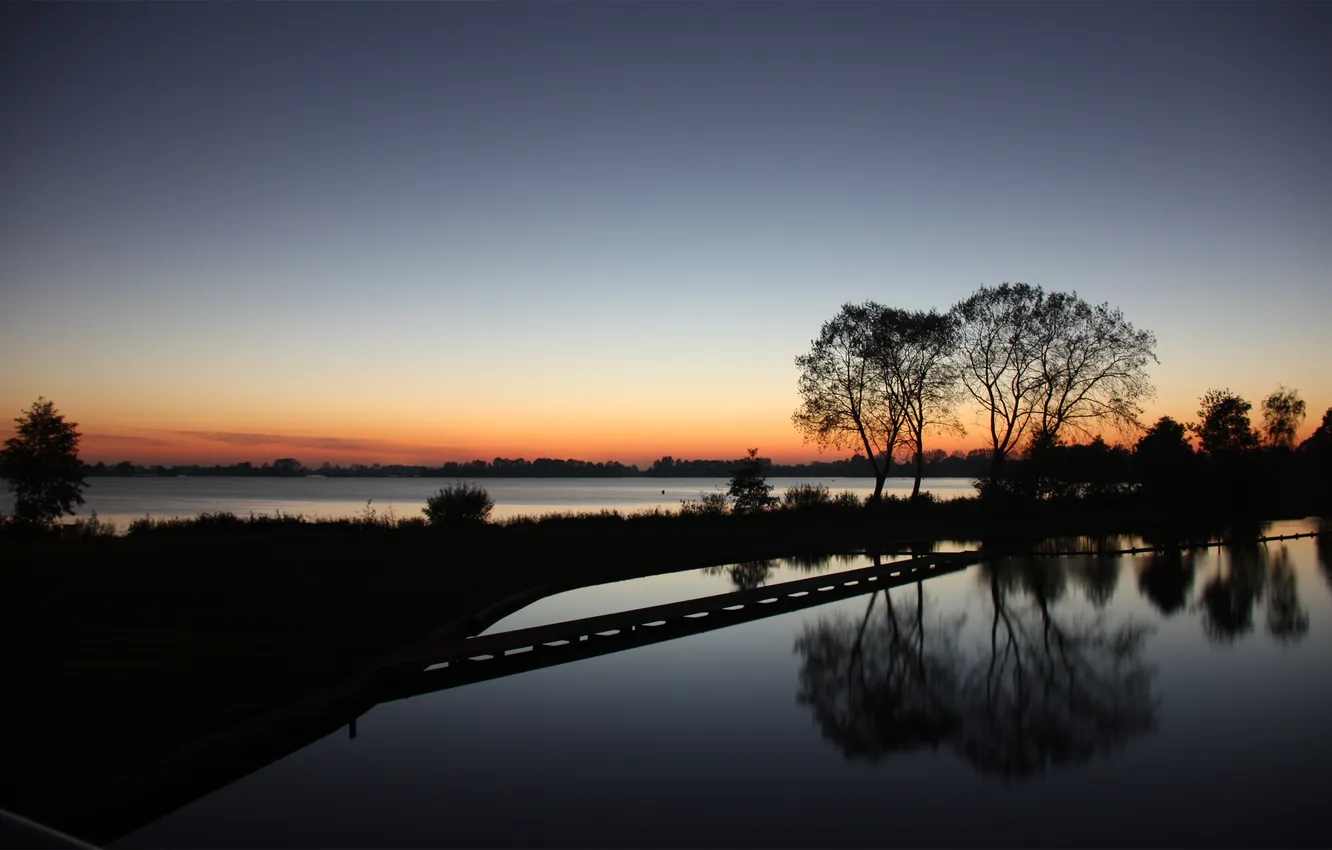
[7,376,1326,469]
[65,395,1327,468]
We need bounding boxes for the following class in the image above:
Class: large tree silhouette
[793,303,906,501]
[952,284,1156,482]
[870,308,964,501]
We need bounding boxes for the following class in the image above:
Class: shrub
[782,482,832,510]
[831,491,862,509]
[357,499,402,529]
[65,511,117,538]
[679,490,730,517]
[423,482,494,527]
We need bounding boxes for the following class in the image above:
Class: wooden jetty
[378,550,980,701]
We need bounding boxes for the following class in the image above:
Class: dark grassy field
[2,491,1325,843]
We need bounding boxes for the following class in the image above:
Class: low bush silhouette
[64,512,117,539]
[423,482,494,526]
[783,482,832,510]
[679,490,730,517]
[831,491,863,510]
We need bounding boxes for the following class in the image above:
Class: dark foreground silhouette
[1,492,1325,844]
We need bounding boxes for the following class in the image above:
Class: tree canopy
[1,398,87,527]
[1193,389,1259,457]
[793,302,906,501]
[1261,385,1306,449]
[952,283,1156,480]
[871,307,963,500]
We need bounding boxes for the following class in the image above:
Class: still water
[117,519,1330,848]
[6,476,976,528]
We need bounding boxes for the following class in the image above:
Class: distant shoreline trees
[73,452,997,480]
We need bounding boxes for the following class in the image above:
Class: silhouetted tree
[871,308,963,501]
[794,303,906,501]
[0,398,86,527]
[1260,386,1306,450]
[423,482,494,526]
[1134,416,1197,500]
[727,448,776,514]
[270,457,306,477]
[1193,389,1259,457]
[953,283,1048,481]
[1297,408,1332,507]
[1299,407,1332,454]
[1029,291,1157,442]
[1192,389,1262,511]
[952,283,1156,484]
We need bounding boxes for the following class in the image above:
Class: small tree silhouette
[1260,385,1306,449]
[423,482,494,527]
[0,397,87,527]
[1192,389,1258,457]
[728,448,776,514]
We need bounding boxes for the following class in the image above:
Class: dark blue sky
[2,1,1328,462]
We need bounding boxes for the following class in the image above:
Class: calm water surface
[7,476,976,528]
[116,519,1331,848]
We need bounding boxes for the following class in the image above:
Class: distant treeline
[78,451,1001,480]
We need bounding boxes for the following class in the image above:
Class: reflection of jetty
[378,551,981,701]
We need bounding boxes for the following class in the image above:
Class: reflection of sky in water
[119,520,1331,849]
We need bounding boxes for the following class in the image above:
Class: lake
[1,476,978,529]
[114,518,1330,848]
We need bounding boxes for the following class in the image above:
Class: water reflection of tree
[795,585,963,759]
[1199,540,1266,643]
[705,553,879,591]
[1071,550,1121,609]
[961,559,1155,777]
[1137,548,1196,616]
[1197,541,1308,645]
[1021,535,1125,609]
[787,552,862,575]
[1317,523,1332,592]
[795,561,1156,778]
[1264,547,1309,643]
[703,560,776,591]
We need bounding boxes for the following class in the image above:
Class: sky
[2,1,1329,466]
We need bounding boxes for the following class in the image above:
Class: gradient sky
[2,1,1329,466]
